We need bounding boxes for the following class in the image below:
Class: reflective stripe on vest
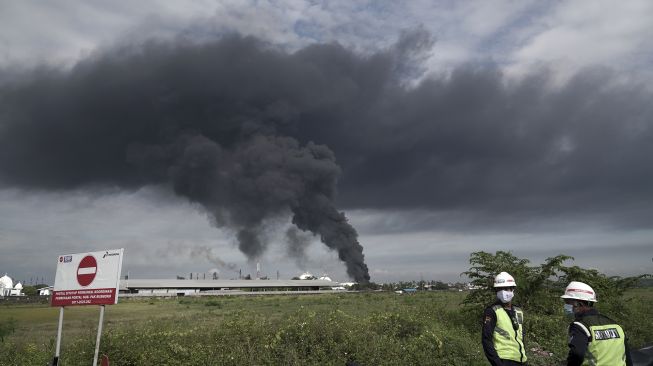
[577,317,627,366]
[492,305,527,363]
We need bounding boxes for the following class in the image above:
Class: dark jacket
[567,308,633,366]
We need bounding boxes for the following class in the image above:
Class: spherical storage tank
[1,274,14,296]
[299,272,315,280]
[0,274,13,289]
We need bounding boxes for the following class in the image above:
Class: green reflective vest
[574,314,627,366]
[492,304,527,363]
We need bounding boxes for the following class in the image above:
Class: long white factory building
[120,279,341,296]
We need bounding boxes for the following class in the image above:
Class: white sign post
[51,249,124,366]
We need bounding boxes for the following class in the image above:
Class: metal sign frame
[51,248,124,366]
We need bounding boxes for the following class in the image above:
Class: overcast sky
[1,0,652,284]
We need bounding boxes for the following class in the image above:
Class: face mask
[564,304,575,316]
[497,290,514,303]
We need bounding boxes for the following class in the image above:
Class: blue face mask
[564,303,575,316]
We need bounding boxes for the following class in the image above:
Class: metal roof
[119,279,337,290]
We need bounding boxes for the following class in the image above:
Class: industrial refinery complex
[0,271,352,299]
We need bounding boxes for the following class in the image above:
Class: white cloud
[507,0,653,83]
[2,0,651,84]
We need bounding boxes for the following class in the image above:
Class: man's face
[496,286,516,304]
[564,299,584,314]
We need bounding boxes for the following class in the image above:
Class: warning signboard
[52,249,124,307]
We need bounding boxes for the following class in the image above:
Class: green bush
[0,318,15,342]
[204,300,223,308]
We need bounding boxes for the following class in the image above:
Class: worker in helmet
[561,281,633,366]
[482,272,528,366]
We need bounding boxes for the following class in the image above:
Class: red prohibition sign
[77,255,97,287]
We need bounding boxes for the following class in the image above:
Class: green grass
[625,287,653,301]
[0,289,651,365]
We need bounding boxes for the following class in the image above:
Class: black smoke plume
[0,33,439,282]
[285,227,312,269]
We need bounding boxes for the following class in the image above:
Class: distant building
[299,272,316,280]
[0,274,13,297]
[39,286,54,296]
[467,283,482,290]
[0,274,23,296]
[119,278,338,296]
[10,282,23,296]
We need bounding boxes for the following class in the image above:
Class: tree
[462,251,649,316]
[351,282,380,291]
[22,286,38,296]
[432,281,449,290]
[555,265,650,319]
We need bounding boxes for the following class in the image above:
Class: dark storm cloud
[0,29,652,278]
[329,66,653,218]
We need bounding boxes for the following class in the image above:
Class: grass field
[1,290,651,365]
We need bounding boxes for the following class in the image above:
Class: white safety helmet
[493,272,517,288]
[560,281,597,302]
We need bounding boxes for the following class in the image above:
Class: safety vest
[492,304,527,363]
[573,314,627,366]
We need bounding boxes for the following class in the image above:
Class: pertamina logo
[102,251,120,258]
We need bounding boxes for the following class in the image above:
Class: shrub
[204,300,222,308]
[0,318,16,342]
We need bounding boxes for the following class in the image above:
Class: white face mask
[497,290,514,303]
[564,303,575,316]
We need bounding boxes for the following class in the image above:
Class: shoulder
[569,321,591,338]
[486,304,502,311]
[482,308,497,327]
[580,311,616,327]
[596,313,619,324]
[483,305,499,317]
